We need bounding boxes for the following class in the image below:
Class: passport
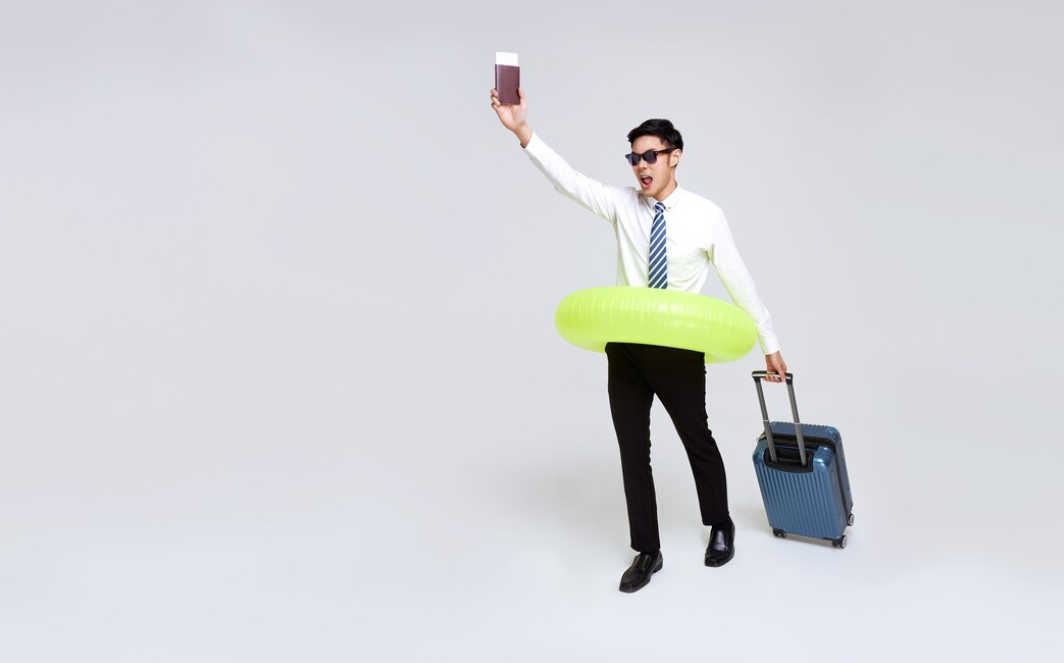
[495,52,520,105]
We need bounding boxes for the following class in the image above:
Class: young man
[491,87,788,593]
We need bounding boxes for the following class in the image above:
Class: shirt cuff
[757,330,781,356]
[759,337,781,356]
[523,132,545,157]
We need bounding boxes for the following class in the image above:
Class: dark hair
[627,119,683,150]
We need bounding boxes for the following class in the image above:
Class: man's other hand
[765,352,787,383]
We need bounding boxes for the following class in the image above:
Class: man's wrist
[514,124,533,148]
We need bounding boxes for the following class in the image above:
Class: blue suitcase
[751,371,854,548]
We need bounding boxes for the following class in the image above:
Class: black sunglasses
[624,148,678,166]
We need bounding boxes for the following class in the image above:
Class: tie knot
[655,202,665,213]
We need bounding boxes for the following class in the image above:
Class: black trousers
[605,342,730,554]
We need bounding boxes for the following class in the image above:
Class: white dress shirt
[523,132,780,355]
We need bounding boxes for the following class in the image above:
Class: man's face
[630,135,681,201]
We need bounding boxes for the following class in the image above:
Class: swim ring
[554,287,756,363]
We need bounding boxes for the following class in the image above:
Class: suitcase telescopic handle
[751,371,808,467]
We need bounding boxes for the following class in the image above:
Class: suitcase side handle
[752,371,808,466]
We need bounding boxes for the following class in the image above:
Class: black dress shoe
[705,519,735,567]
[619,551,663,593]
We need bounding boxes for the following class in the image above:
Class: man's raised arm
[490,87,620,223]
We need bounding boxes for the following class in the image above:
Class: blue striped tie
[648,202,667,289]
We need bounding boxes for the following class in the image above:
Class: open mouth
[640,176,653,189]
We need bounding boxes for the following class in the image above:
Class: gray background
[2,0,1062,660]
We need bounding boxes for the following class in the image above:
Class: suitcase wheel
[772,529,787,538]
[832,535,847,549]
[847,513,855,526]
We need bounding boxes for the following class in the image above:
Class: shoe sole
[619,560,664,593]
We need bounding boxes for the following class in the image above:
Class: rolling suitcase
[751,371,854,548]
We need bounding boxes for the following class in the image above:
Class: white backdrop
[2,1,1062,660]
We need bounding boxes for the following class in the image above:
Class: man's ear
[670,149,682,168]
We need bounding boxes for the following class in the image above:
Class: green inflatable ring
[554,287,757,363]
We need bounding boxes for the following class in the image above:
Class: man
[490,87,788,593]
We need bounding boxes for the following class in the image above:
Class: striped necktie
[648,201,667,289]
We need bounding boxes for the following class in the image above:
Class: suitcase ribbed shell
[752,422,853,541]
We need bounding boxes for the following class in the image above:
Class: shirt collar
[645,185,683,212]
